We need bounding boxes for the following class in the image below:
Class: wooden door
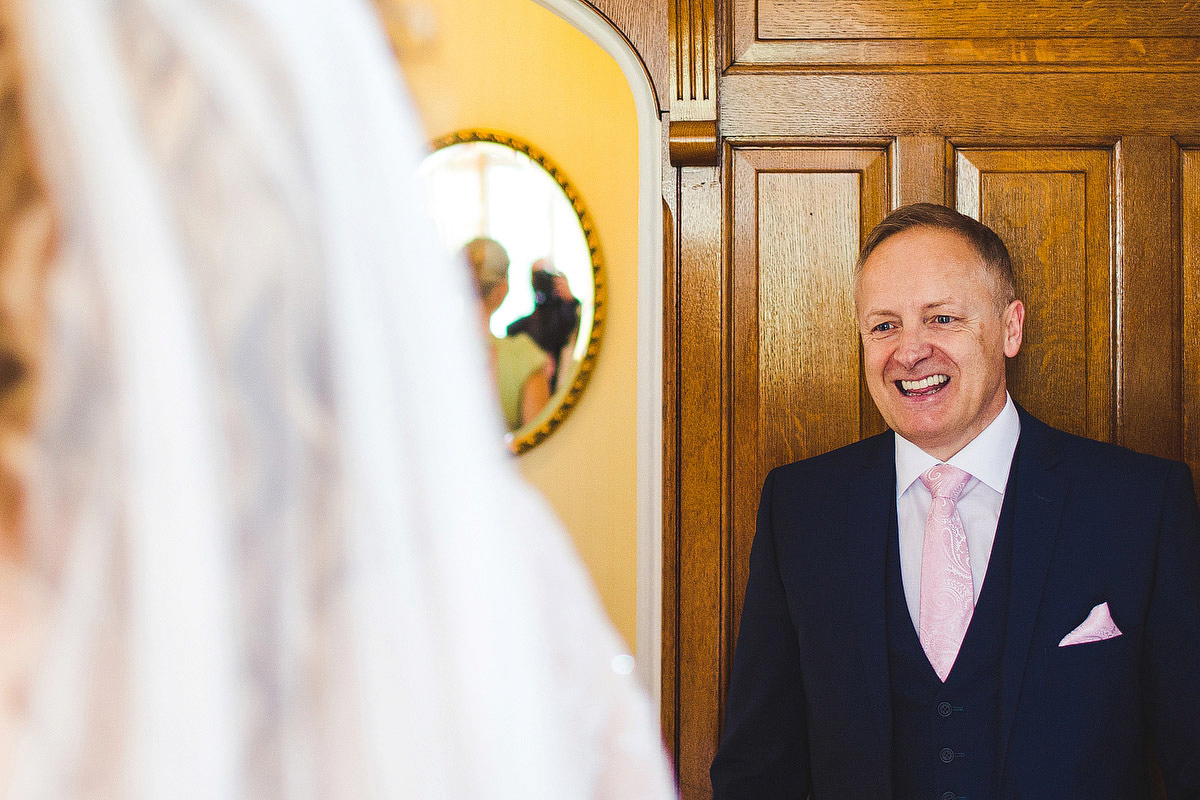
[660,3,1200,797]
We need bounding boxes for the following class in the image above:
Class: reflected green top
[495,333,549,431]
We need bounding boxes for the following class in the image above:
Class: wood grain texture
[894,135,946,206]
[756,0,1200,40]
[733,37,1200,70]
[581,0,668,111]
[757,171,861,460]
[955,147,1114,442]
[721,73,1200,139]
[667,0,720,164]
[669,119,719,167]
[669,7,1200,798]
[1184,149,1200,498]
[668,0,715,117]
[729,145,889,649]
[1116,136,1181,459]
[676,166,724,800]
[732,0,1200,67]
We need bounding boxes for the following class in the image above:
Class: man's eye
[872,321,895,333]
[933,315,952,324]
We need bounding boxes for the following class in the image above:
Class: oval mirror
[419,130,604,454]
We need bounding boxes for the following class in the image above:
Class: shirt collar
[894,393,1021,498]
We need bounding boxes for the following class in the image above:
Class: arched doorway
[530,0,664,704]
[393,0,665,703]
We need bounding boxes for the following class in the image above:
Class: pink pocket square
[1058,601,1122,647]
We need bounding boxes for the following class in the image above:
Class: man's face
[854,226,1024,461]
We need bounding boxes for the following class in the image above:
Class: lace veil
[7,0,675,797]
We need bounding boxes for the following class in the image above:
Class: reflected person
[464,237,553,431]
[710,203,1200,799]
[507,259,580,392]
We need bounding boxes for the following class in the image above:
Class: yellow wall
[389,0,640,649]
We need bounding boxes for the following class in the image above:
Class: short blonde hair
[462,237,510,298]
[855,203,1017,309]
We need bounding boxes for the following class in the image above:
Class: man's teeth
[900,375,949,392]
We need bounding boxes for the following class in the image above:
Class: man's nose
[892,326,933,370]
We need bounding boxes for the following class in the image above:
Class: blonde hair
[855,203,1017,309]
[463,237,509,298]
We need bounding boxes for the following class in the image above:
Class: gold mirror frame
[428,129,606,455]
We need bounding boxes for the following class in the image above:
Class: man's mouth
[896,374,949,397]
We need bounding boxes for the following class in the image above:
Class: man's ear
[1003,299,1024,358]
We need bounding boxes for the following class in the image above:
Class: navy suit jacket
[710,407,1200,799]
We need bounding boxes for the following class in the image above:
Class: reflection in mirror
[419,131,604,454]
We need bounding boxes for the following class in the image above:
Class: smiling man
[710,204,1200,800]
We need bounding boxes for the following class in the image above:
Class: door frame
[531,0,665,707]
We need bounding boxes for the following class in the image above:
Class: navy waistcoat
[886,469,1018,800]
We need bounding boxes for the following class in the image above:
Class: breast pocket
[1043,626,1139,709]
[1026,629,1143,789]
[1052,630,1128,658]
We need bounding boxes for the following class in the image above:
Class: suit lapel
[844,432,896,772]
[998,409,1068,760]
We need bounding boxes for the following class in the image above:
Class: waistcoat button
[939,747,955,763]
[938,701,953,717]
[941,793,956,800]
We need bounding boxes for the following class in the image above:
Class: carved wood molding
[669,0,718,166]
[669,119,719,167]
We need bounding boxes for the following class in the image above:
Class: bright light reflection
[611,654,635,675]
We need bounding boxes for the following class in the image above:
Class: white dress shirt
[894,394,1021,629]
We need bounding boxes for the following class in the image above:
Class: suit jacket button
[939,747,955,763]
[938,702,953,717]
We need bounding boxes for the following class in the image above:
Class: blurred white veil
[6,0,675,798]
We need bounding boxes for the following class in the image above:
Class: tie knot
[920,463,971,500]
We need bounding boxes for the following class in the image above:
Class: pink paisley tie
[919,463,974,681]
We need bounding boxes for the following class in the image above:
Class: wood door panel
[729,145,889,635]
[720,73,1200,139]
[1114,136,1181,460]
[664,2,1200,796]
[954,147,1114,442]
[1183,148,1200,497]
[756,171,863,460]
[756,1,1200,40]
[733,37,1200,70]
[676,166,725,798]
[733,0,1200,67]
